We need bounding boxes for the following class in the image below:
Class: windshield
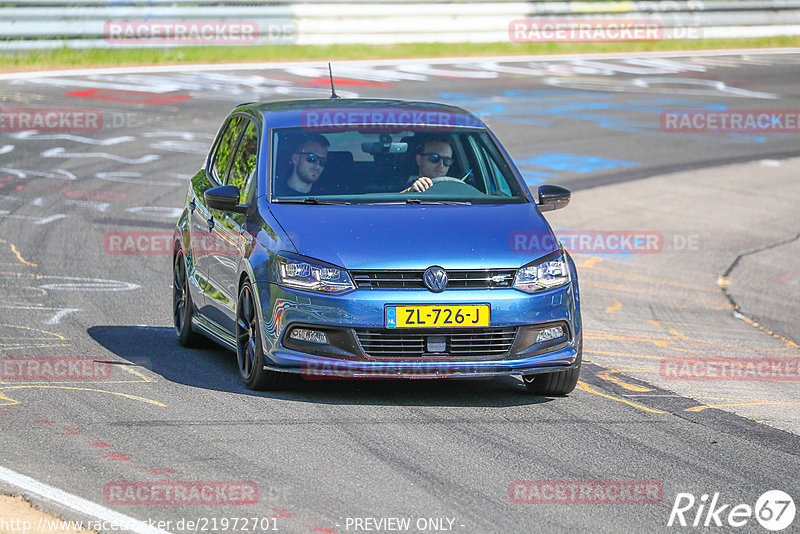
[270,127,528,204]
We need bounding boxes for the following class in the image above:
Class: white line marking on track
[0,212,67,225]
[0,465,170,534]
[0,168,77,181]
[34,214,68,225]
[42,147,159,165]
[95,171,184,187]
[0,145,13,155]
[10,131,135,146]
[1,48,798,80]
[38,276,141,292]
[0,305,81,325]
[64,199,111,212]
[760,159,781,167]
[126,206,183,219]
[148,140,209,155]
[142,131,213,141]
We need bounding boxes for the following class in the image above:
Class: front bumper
[265,345,579,378]
[256,281,581,378]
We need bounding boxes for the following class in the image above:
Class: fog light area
[535,325,565,343]
[289,328,329,345]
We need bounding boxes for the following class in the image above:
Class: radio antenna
[328,62,339,99]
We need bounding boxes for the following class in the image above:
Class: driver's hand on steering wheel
[402,176,433,193]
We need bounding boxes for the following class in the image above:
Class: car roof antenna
[328,62,339,99]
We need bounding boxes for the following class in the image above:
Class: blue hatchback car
[173,98,582,394]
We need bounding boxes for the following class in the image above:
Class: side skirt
[192,313,236,352]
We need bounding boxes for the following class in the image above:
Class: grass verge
[1,36,799,72]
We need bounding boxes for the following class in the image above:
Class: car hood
[268,203,559,270]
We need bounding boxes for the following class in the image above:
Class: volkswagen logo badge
[423,266,448,292]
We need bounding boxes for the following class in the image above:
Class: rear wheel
[522,334,582,396]
[173,249,201,347]
[236,280,292,391]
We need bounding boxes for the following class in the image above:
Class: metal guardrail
[1,1,800,50]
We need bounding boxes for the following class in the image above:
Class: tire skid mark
[718,232,800,348]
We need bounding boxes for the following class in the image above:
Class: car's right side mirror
[535,184,571,212]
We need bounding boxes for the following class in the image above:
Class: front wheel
[236,280,291,391]
[522,335,582,396]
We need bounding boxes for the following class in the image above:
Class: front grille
[355,327,517,358]
[350,269,516,290]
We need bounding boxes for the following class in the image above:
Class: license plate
[386,305,490,328]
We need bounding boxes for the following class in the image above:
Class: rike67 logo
[668,490,795,531]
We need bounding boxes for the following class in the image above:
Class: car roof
[235,98,486,129]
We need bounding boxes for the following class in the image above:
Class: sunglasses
[422,153,454,166]
[297,152,327,167]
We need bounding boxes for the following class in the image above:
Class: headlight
[277,255,355,295]
[513,252,570,293]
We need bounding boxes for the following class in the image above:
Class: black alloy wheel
[236,280,291,390]
[173,249,201,347]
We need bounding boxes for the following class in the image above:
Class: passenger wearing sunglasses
[401,137,454,193]
[275,134,329,196]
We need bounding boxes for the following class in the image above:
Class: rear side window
[209,116,245,184]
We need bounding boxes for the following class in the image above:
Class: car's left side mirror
[534,184,571,212]
[205,185,248,214]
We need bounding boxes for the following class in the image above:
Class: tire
[173,249,202,347]
[236,280,292,391]
[522,334,582,396]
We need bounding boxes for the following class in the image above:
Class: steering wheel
[420,176,481,195]
[431,176,465,184]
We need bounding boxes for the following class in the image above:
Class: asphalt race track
[0,50,799,533]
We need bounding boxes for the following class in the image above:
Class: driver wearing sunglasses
[276,134,330,196]
[402,136,454,193]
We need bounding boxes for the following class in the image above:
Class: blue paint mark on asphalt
[520,172,551,186]
[518,153,639,174]
[437,90,770,143]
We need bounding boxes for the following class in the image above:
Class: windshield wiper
[405,199,472,205]
[273,197,351,205]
